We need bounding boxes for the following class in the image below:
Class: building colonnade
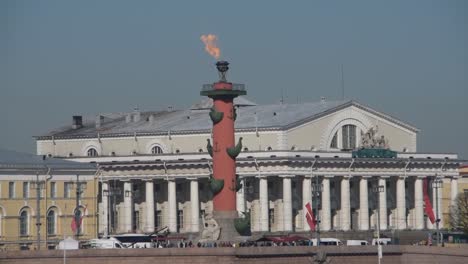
[98,174,459,235]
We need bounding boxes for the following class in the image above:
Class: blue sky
[1,0,467,158]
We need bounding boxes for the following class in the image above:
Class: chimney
[72,116,83,129]
[95,115,104,129]
[133,107,141,122]
[148,114,155,125]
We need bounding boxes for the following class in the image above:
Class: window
[330,132,338,149]
[78,182,87,194]
[64,182,73,198]
[23,182,30,199]
[50,182,56,198]
[9,182,15,198]
[47,210,56,235]
[133,211,140,231]
[151,146,163,154]
[87,148,98,157]
[269,208,274,231]
[177,210,184,230]
[156,210,162,230]
[342,125,356,150]
[19,210,28,236]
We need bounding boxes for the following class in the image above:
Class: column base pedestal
[212,211,250,241]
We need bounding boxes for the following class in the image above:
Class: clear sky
[1,0,467,158]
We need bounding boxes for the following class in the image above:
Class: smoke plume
[200,34,221,60]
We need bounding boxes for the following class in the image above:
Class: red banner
[305,202,316,231]
[423,178,436,224]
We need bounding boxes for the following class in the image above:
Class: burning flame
[200,34,221,60]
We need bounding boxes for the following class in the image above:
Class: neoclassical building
[0,149,97,250]
[35,98,466,237]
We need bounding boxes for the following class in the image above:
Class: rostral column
[200,61,246,239]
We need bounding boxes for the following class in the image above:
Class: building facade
[34,99,466,237]
[0,149,97,250]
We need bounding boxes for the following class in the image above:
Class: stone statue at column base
[199,212,221,242]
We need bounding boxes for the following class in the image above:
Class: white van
[87,237,126,249]
[346,240,369,246]
[371,238,392,245]
[310,238,343,246]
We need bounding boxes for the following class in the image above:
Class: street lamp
[30,174,45,250]
[103,186,122,236]
[372,184,385,264]
[432,178,443,246]
[72,175,86,239]
[312,178,322,246]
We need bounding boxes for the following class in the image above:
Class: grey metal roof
[36,100,419,140]
[0,148,96,170]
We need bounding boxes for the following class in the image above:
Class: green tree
[449,192,468,234]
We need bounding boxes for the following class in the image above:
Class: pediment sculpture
[360,125,389,149]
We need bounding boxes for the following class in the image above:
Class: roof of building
[36,99,419,140]
[0,148,96,170]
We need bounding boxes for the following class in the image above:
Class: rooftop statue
[360,125,389,149]
[355,125,396,158]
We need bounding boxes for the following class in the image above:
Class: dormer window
[87,148,98,157]
[151,145,163,154]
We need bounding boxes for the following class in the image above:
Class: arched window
[329,124,357,150]
[47,210,56,235]
[151,145,163,154]
[19,210,28,236]
[342,124,356,150]
[87,148,98,157]
[330,132,338,149]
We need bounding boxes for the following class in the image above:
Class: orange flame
[200,34,221,60]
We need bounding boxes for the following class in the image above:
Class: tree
[449,192,468,234]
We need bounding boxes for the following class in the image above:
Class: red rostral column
[201,61,246,213]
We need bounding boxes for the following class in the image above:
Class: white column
[236,178,246,216]
[341,177,351,231]
[414,177,424,230]
[167,180,177,233]
[190,179,200,233]
[145,180,155,233]
[451,177,459,206]
[379,178,388,230]
[396,177,407,230]
[123,181,133,232]
[282,176,292,231]
[302,177,312,231]
[436,181,443,228]
[359,177,369,230]
[101,182,109,235]
[321,177,331,231]
[259,176,269,232]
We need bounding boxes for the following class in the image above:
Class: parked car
[310,238,343,246]
[86,237,126,249]
[346,240,369,246]
[371,238,392,245]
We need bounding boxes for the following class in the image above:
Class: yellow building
[0,149,97,250]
